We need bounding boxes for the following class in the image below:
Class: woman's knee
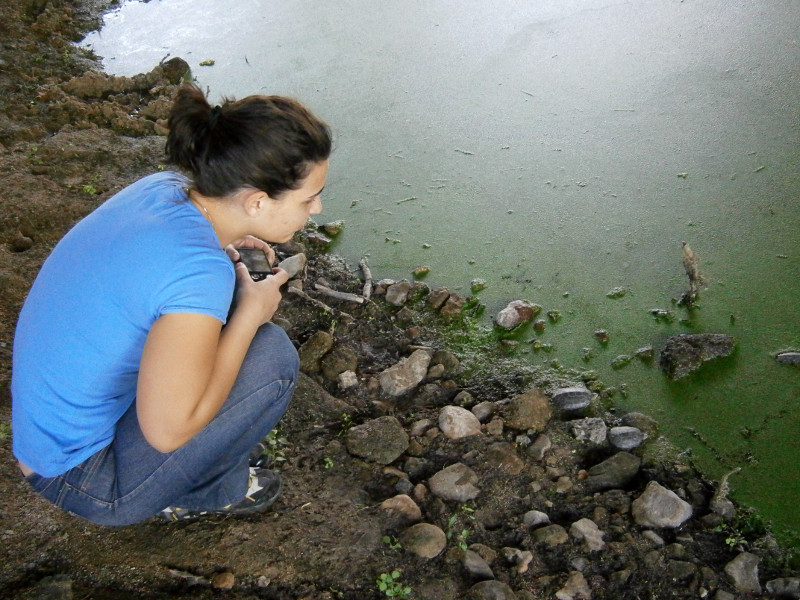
[249,323,299,380]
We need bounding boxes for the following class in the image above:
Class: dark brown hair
[166,84,332,198]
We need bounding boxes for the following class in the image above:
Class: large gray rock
[659,333,735,379]
[465,580,518,600]
[439,405,482,439]
[463,549,495,580]
[494,299,540,329]
[386,280,412,306]
[428,463,480,502]
[776,351,800,366]
[766,577,800,599]
[378,349,432,396]
[551,386,593,411]
[400,523,447,558]
[608,426,646,450]
[632,481,693,528]
[585,451,641,491]
[345,416,409,464]
[724,552,761,594]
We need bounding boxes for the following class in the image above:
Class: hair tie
[208,105,223,129]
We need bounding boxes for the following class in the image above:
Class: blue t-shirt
[11,172,235,477]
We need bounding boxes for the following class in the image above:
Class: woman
[11,84,332,525]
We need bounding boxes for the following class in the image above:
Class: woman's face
[258,160,328,243]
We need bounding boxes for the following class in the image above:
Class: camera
[237,248,273,281]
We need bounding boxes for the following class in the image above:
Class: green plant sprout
[376,570,411,598]
[337,412,353,436]
[382,535,402,550]
[446,504,475,550]
[262,427,290,463]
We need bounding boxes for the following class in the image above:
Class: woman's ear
[241,189,269,218]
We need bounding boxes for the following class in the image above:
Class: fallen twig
[313,283,366,305]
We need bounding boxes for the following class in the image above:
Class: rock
[632,481,693,528]
[555,571,591,600]
[298,330,333,374]
[304,230,332,249]
[570,518,605,551]
[608,426,646,450]
[464,580,518,600]
[386,280,412,306]
[427,287,451,309]
[10,232,34,252]
[470,543,498,565]
[400,523,447,558]
[494,300,540,329]
[379,349,432,396]
[569,417,607,445]
[440,292,466,319]
[724,552,761,594]
[585,452,641,491]
[211,571,235,590]
[503,389,552,432]
[532,524,569,547]
[471,401,495,423]
[621,412,659,437]
[523,510,550,528]
[463,549,495,580]
[611,354,633,369]
[551,386,593,411]
[428,463,480,502]
[471,278,487,293]
[338,370,358,390]
[320,345,358,382]
[412,266,430,278]
[766,577,800,598]
[284,374,355,430]
[431,349,461,376]
[409,418,434,437]
[276,252,307,279]
[439,406,482,439]
[27,575,73,600]
[659,333,735,379]
[345,416,409,464]
[320,220,344,235]
[527,434,551,460]
[380,494,422,525]
[486,442,525,474]
[776,351,800,366]
[667,560,697,583]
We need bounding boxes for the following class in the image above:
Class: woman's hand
[224,235,275,266]
[231,262,289,327]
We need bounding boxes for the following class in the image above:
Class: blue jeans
[25,324,298,526]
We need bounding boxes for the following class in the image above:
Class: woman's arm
[136,260,289,453]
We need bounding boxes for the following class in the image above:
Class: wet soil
[0,2,798,599]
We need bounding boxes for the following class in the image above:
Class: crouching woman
[11,84,331,525]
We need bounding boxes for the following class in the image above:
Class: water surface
[82,0,800,536]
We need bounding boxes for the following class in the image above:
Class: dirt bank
[0,2,798,599]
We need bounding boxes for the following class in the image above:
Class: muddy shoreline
[1,2,798,598]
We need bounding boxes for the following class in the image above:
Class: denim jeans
[25,323,298,526]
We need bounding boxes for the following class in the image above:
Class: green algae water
[81,0,800,539]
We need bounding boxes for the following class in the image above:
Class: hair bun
[208,105,223,129]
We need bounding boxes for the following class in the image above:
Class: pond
[81,0,800,539]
